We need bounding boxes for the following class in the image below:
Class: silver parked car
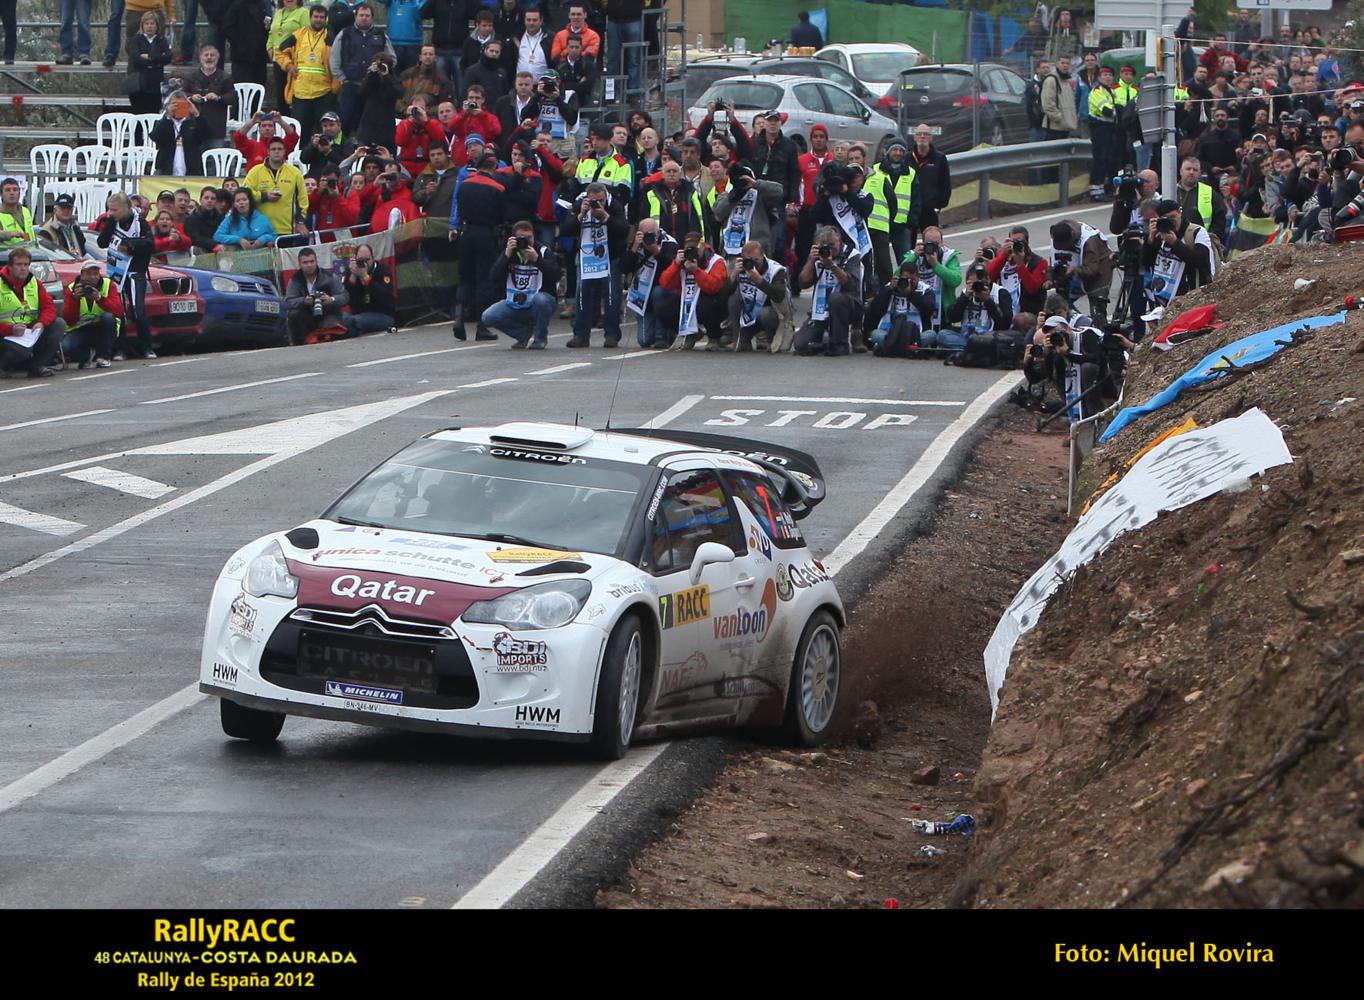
[688,76,902,158]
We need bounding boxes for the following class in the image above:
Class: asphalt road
[0,202,1114,908]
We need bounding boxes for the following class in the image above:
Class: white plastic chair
[72,145,117,180]
[202,147,244,178]
[97,112,139,152]
[279,115,302,139]
[78,182,119,224]
[235,82,265,121]
[118,146,156,176]
[286,149,304,171]
[30,144,75,180]
[134,113,162,146]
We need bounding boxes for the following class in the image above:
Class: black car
[891,63,1031,153]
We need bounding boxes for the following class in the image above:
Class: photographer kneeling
[1140,198,1215,320]
[793,226,862,357]
[727,239,791,352]
[484,221,562,349]
[623,219,679,349]
[284,247,348,345]
[60,262,124,368]
[947,260,1015,367]
[341,244,397,337]
[1047,220,1113,326]
[865,260,932,357]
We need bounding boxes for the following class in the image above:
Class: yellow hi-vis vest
[69,277,112,327]
[0,204,34,247]
[866,164,915,233]
[576,154,634,195]
[0,272,40,327]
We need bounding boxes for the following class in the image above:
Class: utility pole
[1161,22,1177,199]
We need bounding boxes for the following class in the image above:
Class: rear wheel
[590,615,644,760]
[783,611,841,746]
[220,698,286,743]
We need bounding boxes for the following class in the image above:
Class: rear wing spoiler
[612,428,827,519]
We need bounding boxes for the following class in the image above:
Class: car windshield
[899,71,970,94]
[853,52,919,82]
[325,439,652,557]
[701,81,782,110]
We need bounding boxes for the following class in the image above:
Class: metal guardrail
[947,138,1093,222]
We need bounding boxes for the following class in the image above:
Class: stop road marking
[704,409,919,430]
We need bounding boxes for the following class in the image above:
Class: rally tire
[783,610,842,746]
[220,697,286,743]
[590,614,645,760]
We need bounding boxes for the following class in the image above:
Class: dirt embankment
[960,243,1364,908]
[598,409,1070,908]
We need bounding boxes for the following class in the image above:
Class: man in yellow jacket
[274,4,340,139]
[244,138,310,239]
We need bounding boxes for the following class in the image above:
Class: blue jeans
[607,18,643,94]
[339,82,364,134]
[104,0,124,60]
[435,47,462,102]
[636,285,678,346]
[483,293,556,345]
[63,313,118,362]
[573,271,623,344]
[343,312,394,337]
[60,0,92,57]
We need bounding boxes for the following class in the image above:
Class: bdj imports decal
[492,632,549,671]
[659,584,710,629]
[228,594,257,636]
[713,580,778,642]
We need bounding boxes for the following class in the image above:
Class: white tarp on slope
[984,407,1293,717]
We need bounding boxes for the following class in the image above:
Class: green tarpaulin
[724,2,968,64]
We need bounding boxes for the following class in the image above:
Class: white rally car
[200,422,844,758]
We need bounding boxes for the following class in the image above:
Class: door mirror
[689,541,735,585]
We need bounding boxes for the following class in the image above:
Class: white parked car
[815,43,928,98]
[201,423,845,759]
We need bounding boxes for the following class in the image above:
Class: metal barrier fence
[947,138,1094,222]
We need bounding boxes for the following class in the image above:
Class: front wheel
[783,611,842,746]
[220,698,286,743]
[590,615,644,760]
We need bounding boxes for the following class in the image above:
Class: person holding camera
[233,112,300,170]
[341,244,397,336]
[150,92,211,178]
[623,218,679,349]
[274,3,339,140]
[810,161,874,295]
[985,226,1047,318]
[901,226,961,343]
[726,238,791,352]
[299,111,356,178]
[329,2,394,133]
[1046,220,1112,325]
[352,50,402,149]
[529,70,578,151]
[394,96,447,176]
[1141,198,1214,315]
[561,182,631,348]
[946,261,1015,366]
[493,72,541,139]
[450,85,503,163]
[308,166,359,239]
[864,260,932,358]
[284,246,348,344]
[863,139,921,287]
[1109,166,1159,233]
[657,231,729,350]
[483,220,563,349]
[712,162,784,261]
[793,227,860,357]
[59,262,123,370]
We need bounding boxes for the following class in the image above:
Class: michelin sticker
[325,681,404,705]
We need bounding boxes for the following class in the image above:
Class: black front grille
[149,313,201,329]
[157,277,192,295]
[260,619,479,710]
[223,312,284,330]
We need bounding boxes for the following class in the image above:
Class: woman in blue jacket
[213,189,278,250]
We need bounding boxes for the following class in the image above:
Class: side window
[794,83,826,113]
[723,472,806,550]
[649,470,737,574]
[821,83,863,119]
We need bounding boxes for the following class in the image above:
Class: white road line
[618,350,668,360]
[150,358,207,367]
[0,500,84,536]
[457,377,518,389]
[642,394,704,429]
[63,466,176,499]
[711,395,965,407]
[347,345,488,368]
[0,684,206,816]
[0,408,114,432]
[822,373,1018,575]
[0,383,48,394]
[451,745,668,909]
[70,369,135,381]
[524,362,592,376]
[139,372,321,406]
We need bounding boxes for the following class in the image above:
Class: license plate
[168,299,197,313]
[297,630,437,694]
[256,299,281,314]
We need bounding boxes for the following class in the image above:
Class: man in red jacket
[232,113,301,170]
[395,98,448,177]
[985,226,1048,318]
[312,167,359,240]
[61,260,125,368]
[658,232,728,350]
[0,248,64,378]
[448,86,502,165]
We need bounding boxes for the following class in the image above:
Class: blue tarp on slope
[1099,312,1348,443]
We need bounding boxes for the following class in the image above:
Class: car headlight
[462,580,591,630]
[210,275,242,293]
[243,540,299,599]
